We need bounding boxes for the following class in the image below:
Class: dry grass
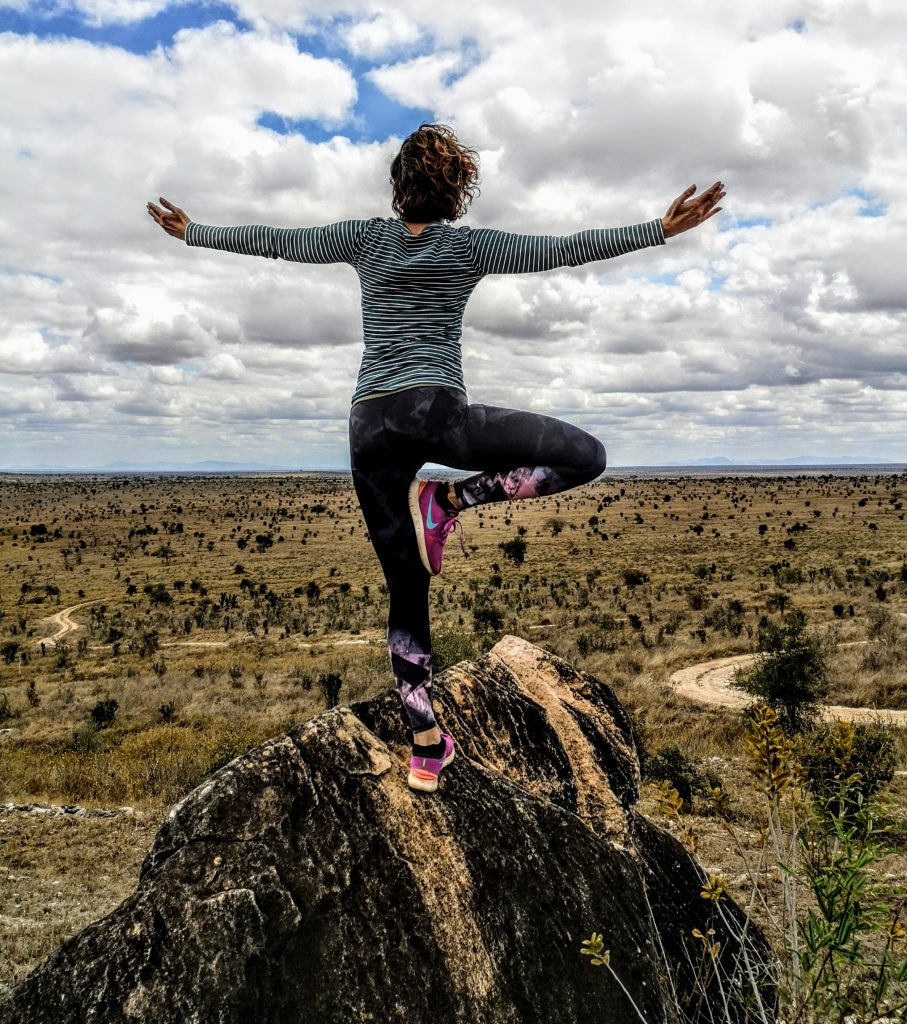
[0,468,905,988]
[0,808,163,990]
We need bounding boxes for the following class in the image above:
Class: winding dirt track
[670,638,907,726]
[35,602,381,652]
[36,600,102,645]
[37,604,907,723]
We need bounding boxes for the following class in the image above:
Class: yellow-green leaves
[580,932,611,967]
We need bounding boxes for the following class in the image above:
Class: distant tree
[90,698,118,728]
[623,568,649,589]
[473,603,504,633]
[499,536,527,565]
[318,672,342,708]
[734,611,828,734]
[143,583,172,606]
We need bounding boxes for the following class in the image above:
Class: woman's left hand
[661,182,725,238]
[146,197,190,240]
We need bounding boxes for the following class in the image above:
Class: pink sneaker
[408,479,465,576]
[408,733,456,793]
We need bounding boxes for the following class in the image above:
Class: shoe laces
[440,514,467,557]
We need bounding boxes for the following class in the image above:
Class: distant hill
[1,460,307,473]
[664,455,897,468]
[1,455,901,474]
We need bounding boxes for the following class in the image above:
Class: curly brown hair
[390,123,480,223]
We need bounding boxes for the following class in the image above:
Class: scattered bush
[734,611,828,734]
[642,743,719,813]
[499,536,527,565]
[89,698,119,729]
[798,719,897,823]
[318,672,342,708]
[432,627,477,672]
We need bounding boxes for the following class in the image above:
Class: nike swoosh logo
[426,494,440,530]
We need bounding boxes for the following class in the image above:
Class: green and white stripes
[184,215,666,403]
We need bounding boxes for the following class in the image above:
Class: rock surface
[1,636,771,1023]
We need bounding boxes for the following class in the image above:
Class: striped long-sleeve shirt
[185,215,666,404]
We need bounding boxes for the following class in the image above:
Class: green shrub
[798,719,897,823]
[432,627,477,672]
[318,672,342,708]
[734,611,828,734]
[643,743,718,812]
[89,698,118,729]
[499,536,527,565]
[473,603,504,633]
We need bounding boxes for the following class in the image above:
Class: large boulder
[1,636,771,1023]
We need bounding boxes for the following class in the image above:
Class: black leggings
[348,386,606,734]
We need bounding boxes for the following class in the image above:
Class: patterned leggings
[348,386,606,734]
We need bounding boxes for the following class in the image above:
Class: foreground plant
[581,703,907,1023]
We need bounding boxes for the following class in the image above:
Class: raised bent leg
[438,402,607,508]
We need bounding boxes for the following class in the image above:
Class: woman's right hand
[661,181,725,238]
[146,197,190,240]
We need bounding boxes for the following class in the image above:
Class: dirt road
[36,601,382,652]
[670,647,907,726]
[36,600,101,646]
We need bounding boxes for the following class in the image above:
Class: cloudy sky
[2,0,905,469]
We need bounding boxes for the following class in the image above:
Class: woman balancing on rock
[147,123,725,793]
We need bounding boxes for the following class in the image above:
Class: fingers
[146,200,183,236]
[668,184,697,216]
[159,196,186,219]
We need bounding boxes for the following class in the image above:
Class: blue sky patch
[4,4,440,143]
[0,2,248,56]
[718,216,772,233]
[810,186,888,217]
[257,73,434,144]
[846,186,887,217]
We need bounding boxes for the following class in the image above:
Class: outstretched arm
[470,180,726,275]
[146,197,372,266]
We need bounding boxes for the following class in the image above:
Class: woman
[147,123,725,793]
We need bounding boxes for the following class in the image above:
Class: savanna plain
[1,468,906,995]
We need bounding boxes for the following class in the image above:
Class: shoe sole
[408,478,435,575]
[407,747,455,793]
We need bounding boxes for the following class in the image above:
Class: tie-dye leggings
[348,385,607,734]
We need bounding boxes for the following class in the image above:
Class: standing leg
[351,464,438,736]
[348,395,439,739]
